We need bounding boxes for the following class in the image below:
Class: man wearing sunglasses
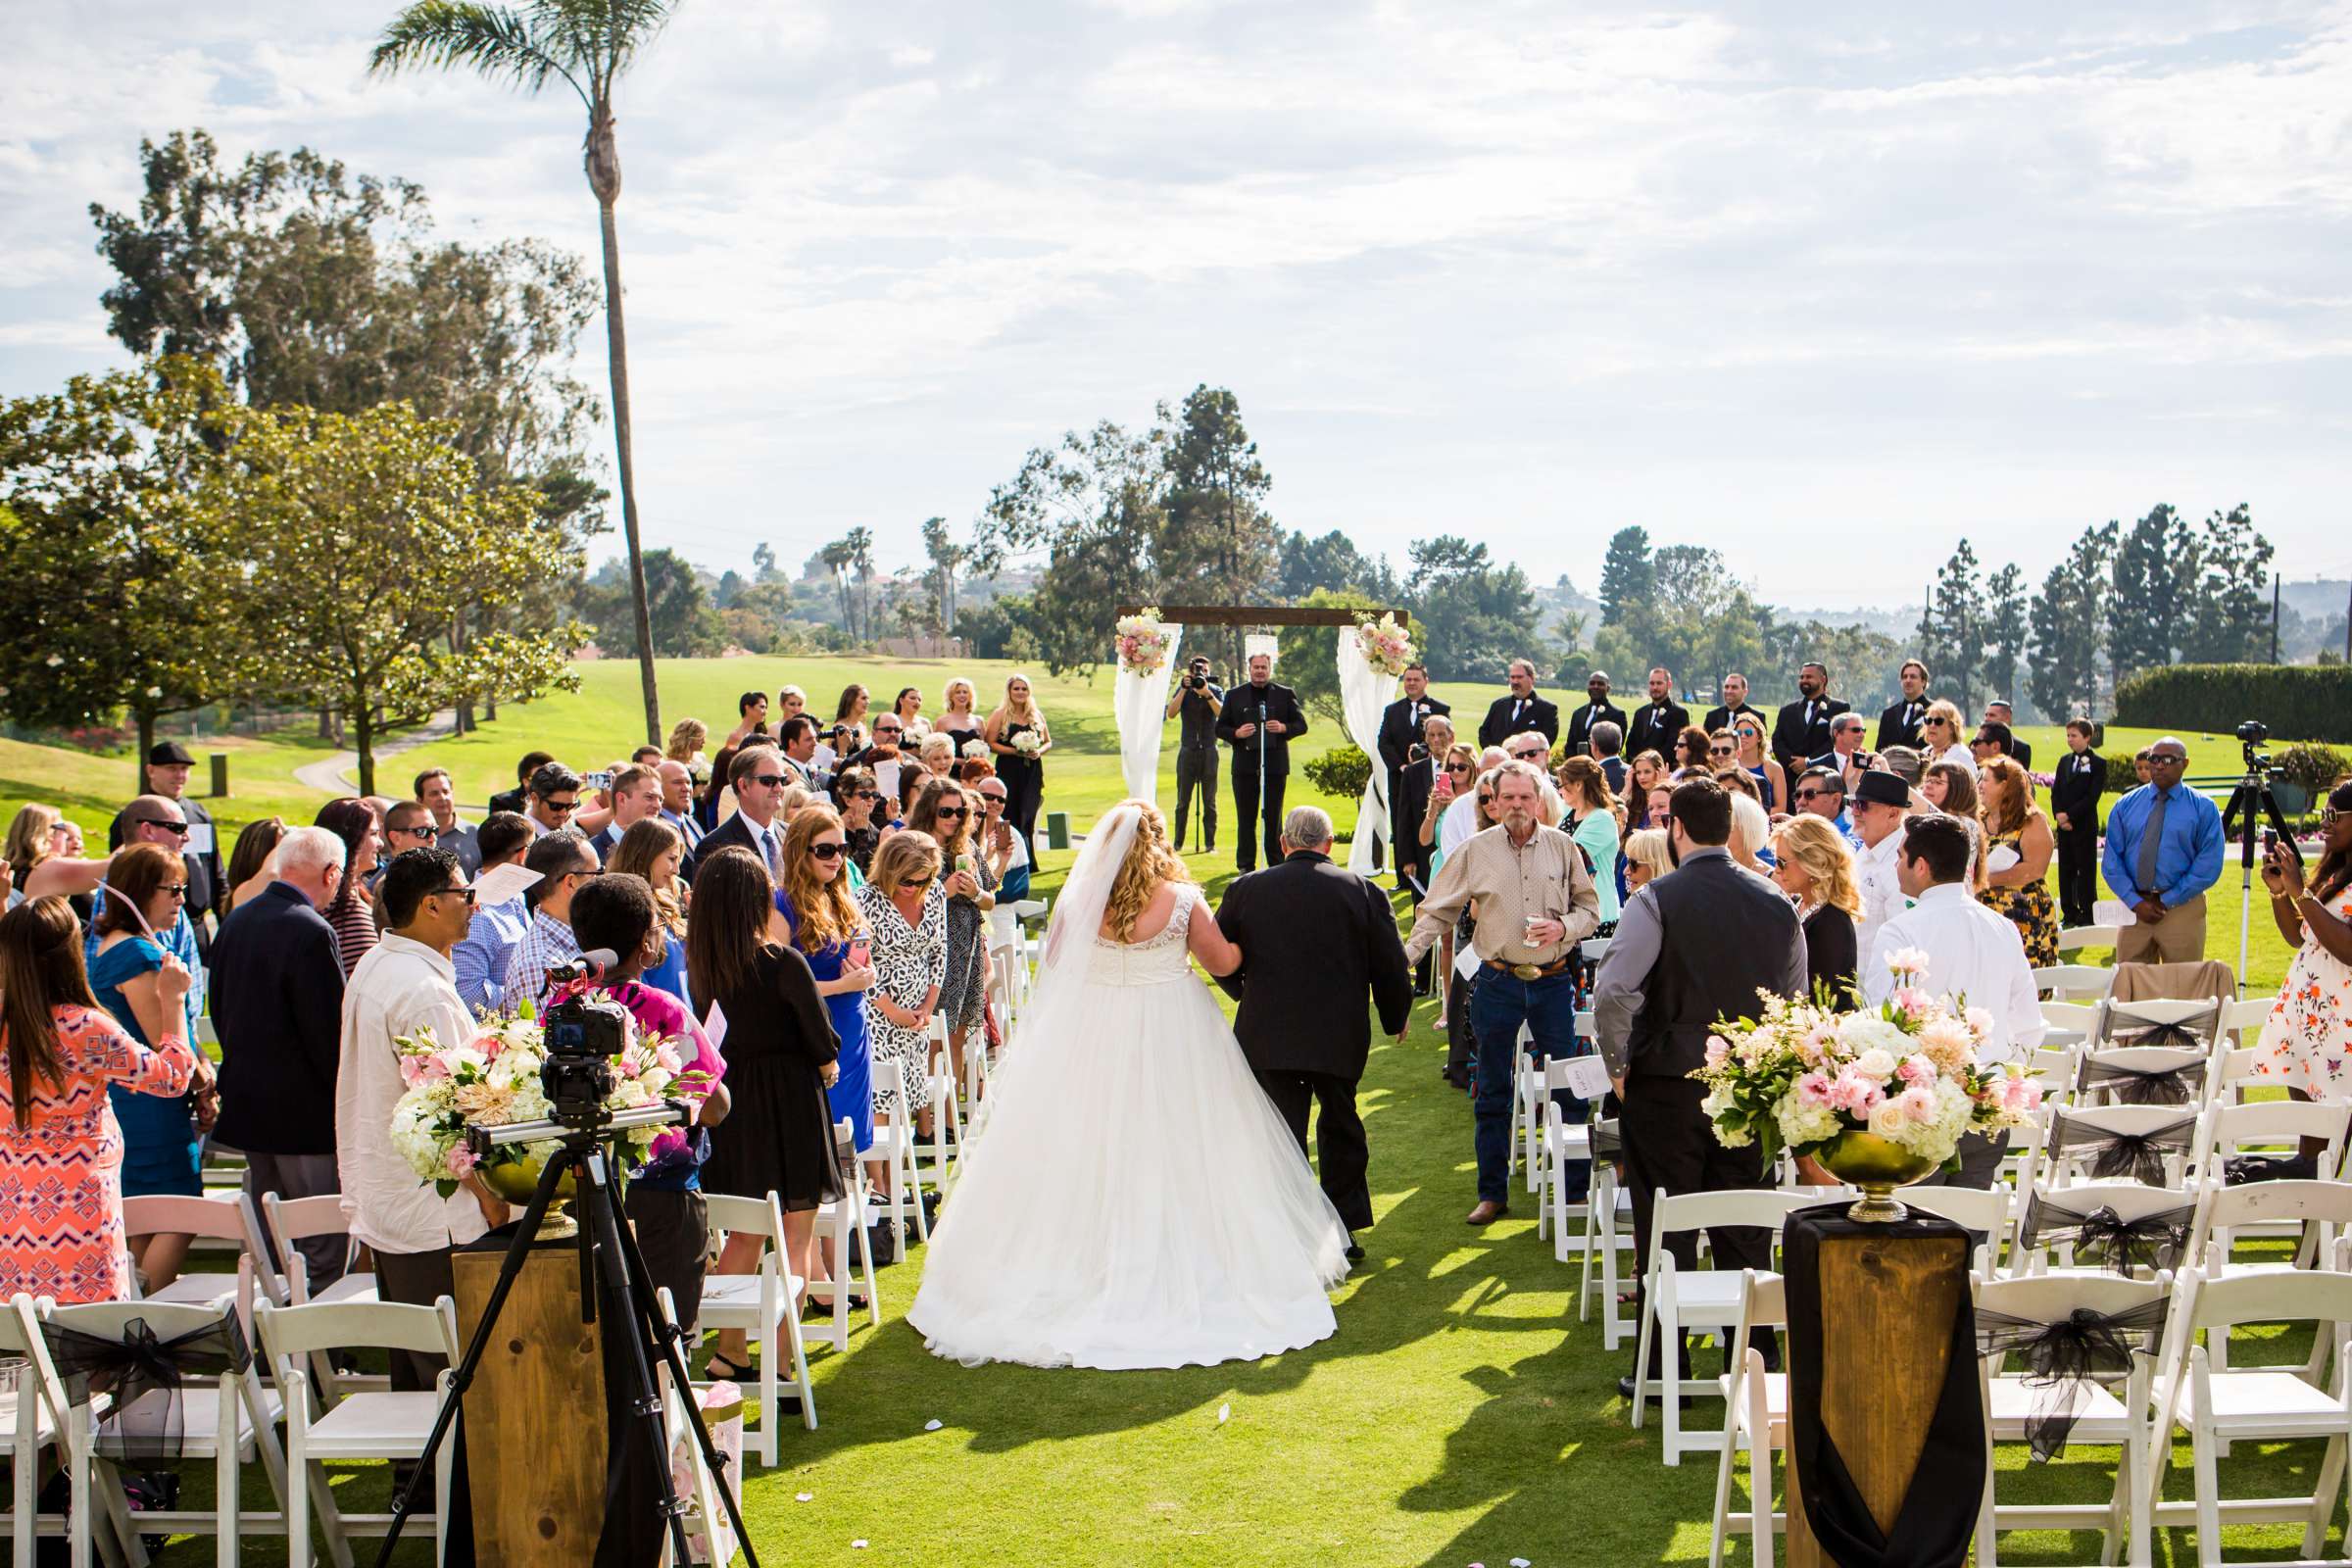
[1792,767,1862,848]
[85,794,209,1016]
[506,830,596,1010]
[107,742,223,957]
[695,745,792,891]
[525,760,584,837]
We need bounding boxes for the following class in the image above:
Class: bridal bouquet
[960,738,992,760]
[387,1013,699,1197]
[1690,950,2042,1169]
[686,752,711,787]
[1009,729,1043,757]
[1353,612,1416,678]
[1115,609,1171,676]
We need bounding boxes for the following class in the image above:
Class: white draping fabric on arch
[1336,629,1398,876]
[1112,623,1184,806]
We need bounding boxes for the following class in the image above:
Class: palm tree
[369,0,673,745]
[820,539,855,637]
[845,525,876,646]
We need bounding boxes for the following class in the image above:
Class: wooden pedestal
[454,1245,609,1568]
[1786,1226,1969,1567]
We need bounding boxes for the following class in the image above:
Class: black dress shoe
[1617,1375,1691,1409]
[1344,1235,1365,1262]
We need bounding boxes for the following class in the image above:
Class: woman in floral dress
[1977,757,2059,967]
[857,832,949,1128]
[0,897,199,1302]
[2253,781,2352,1101]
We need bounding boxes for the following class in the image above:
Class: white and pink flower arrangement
[387,1012,702,1198]
[1353,612,1416,679]
[1690,949,2043,1171]
[1114,609,1171,676]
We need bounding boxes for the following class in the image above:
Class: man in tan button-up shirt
[1405,761,1600,1224]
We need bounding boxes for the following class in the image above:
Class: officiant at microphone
[1215,807,1413,1256]
[1216,652,1309,873]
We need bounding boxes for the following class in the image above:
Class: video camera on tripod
[2222,718,2304,980]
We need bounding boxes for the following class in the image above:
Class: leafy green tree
[921,515,965,634]
[1402,536,1544,682]
[1160,385,1276,670]
[582,548,721,658]
[2028,521,2115,721]
[820,539,856,636]
[2107,505,2194,686]
[2180,504,2273,662]
[371,0,685,745]
[1277,529,1396,602]
[1983,561,2030,711]
[1274,587,1383,725]
[1919,539,1985,713]
[1596,526,1653,629]
[214,399,583,793]
[0,358,252,770]
[845,526,877,643]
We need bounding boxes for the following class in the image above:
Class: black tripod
[372,1111,760,1568]
[2222,752,2303,982]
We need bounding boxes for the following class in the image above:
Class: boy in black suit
[2050,718,2106,927]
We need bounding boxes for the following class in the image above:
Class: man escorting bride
[906,800,1364,1371]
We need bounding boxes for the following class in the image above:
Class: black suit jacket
[691,811,775,890]
[1480,693,1560,749]
[1213,852,1412,1079]
[1875,700,1928,752]
[2050,750,2105,824]
[1377,695,1450,777]
[1702,703,1767,739]
[1625,700,1691,762]
[1394,759,1440,889]
[1564,699,1629,757]
[1771,696,1851,766]
[208,882,345,1155]
[2008,736,2034,769]
[1215,682,1309,777]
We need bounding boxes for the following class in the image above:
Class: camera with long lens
[2236,718,2275,773]
[540,962,629,1129]
[1185,660,1211,692]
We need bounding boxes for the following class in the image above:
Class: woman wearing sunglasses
[1732,719,1788,815]
[909,778,996,1094]
[1919,700,1975,772]
[857,832,947,1244]
[777,806,877,1163]
[832,766,885,877]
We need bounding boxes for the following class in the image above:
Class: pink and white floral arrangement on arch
[1114,608,1171,677]
[1353,612,1415,679]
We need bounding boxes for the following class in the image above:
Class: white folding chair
[697,1191,817,1464]
[1512,1022,1542,1192]
[2094,996,2226,1055]
[1577,1121,1638,1351]
[2033,963,2118,1003]
[2075,1044,2215,1111]
[1,1294,135,1568]
[2054,925,2122,956]
[260,1195,376,1308]
[2009,1179,2202,1281]
[33,1296,292,1567]
[2206,1099,2350,1187]
[1974,1272,2167,1567]
[1706,1269,1788,1568]
[866,1063,933,1250]
[2036,1000,2099,1053]
[2221,994,2276,1050]
[2155,1268,2352,1564]
[1632,1188,1813,1466]
[2193,1181,2352,1381]
[255,1297,461,1568]
[122,1191,286,1330]
[807,1118,881,1354]
[1538,1058,1595,1257]
[918,1022,964,1198]
[2015,1104,2204,1193]
[1892,1185,2011,1277]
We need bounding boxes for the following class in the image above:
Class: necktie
[2134,789,2168,897]
[1513,699,1524,722]
[1804,701,1816,727]
[761,826,783,879]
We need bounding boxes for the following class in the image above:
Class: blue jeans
[1467,964,1587,1204]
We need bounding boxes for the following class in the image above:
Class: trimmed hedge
[2114,664,2352,744]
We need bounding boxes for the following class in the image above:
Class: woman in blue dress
[86,842,217,1291]
[775,806,876,1158]
[611,817,694,1008]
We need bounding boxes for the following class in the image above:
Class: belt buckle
[1510,961,1543,981]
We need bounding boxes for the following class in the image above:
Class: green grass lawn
[10,660,2333,1562]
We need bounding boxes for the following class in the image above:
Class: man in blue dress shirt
[450,812,536,1013]
[2100,737,2225,963]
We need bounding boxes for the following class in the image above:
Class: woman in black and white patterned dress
[857,830,950,1124]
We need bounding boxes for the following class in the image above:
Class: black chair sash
[2077,1054,2206,1106]
[2099,1000,2222,1054]
[1977,1298,2169,1461]
[38,1310,250,1462]
[1589,1119,1620,1162]
[2049,1112,2199,1185]
[2017,1192,2196,1276]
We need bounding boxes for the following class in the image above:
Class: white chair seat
[698,1272,808,1319]
[309,1272,379,1307]
[143,1273,239,1309]
[99,1382,283,1457]
[300,1391,444,1456]
[1986,1376,2132,1435]
[1714,1370,1788,1429]
[1670,1273,1753,1319]
[1,1388,60,1444]
[2177,1371,2346,1432]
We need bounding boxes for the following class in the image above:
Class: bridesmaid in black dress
[689,845,843,1381]
[984,672,1053,846]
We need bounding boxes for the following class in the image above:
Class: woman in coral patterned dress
[2252,782,2352,1102]
[0,897,199,1302]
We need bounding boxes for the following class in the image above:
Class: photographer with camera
[1166,655,1224,853]
[2100,735,2226,962]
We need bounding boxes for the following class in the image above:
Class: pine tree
[1596,525,1653,628]
[1922,539,1985,713]
[2180,505,2273,662]
[1983,561,2029,710]
[2029,522,2115,720]
[2107,505,2193,684]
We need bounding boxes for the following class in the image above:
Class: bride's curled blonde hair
[1103,800,1190,942]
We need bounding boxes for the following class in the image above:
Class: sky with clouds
[5,0,2350,609]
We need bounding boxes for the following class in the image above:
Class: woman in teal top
[1557,757,1623,928]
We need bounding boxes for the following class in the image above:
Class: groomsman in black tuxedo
[1876,660,1931,751]
[2049,718,2106,927]
[1216,653,1310,873]
[1983,701,2034,767]
[1378,662,1449,887]
[1563,671,1628,758]
[1215,806,1414,1255]
[1477,659,1559,750]
[1701,671,1766,738]
[1624,666,1690,762]
[1771,661,1849,789]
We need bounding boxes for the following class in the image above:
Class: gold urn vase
[1814,1130,1940,1224]
[479,1151,580,1240]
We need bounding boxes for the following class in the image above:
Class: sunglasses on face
[162,883,188,897]
[847,789,879,801]
[139,818,189,836]
[751,774,788,789]
[875,725,903,737]
[934,806,968,819]
[1794,789,1833,803]
[1446,762,1472,774]
[809,841,847,860]
[393,824,438,841]
[1476,795,1494,807]
[543,798,578,813]
[1709,745,1735,757]
[428,886,478,906]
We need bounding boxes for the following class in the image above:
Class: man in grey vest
[1593,775,1807,1399]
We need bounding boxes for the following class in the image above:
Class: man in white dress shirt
[1849,769,1914,958]
[1864,813,2045,1186]
[337,848,506,1394]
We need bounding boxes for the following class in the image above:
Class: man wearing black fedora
[1849,768,1914,960]
[109,740,224,958]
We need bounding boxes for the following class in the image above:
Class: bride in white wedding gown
[906,800,1351,1370]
